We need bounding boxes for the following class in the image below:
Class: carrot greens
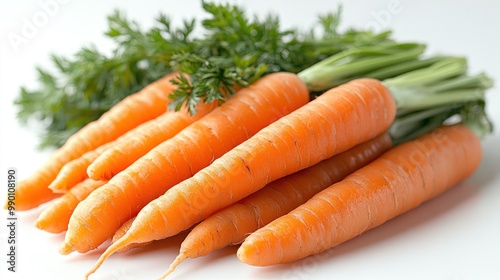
[16,2,393,148]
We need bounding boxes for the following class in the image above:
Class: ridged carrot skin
[35,179,108,233]
[87,100,217,181]
[111,218,153,253]
[237,125,482,266]
[63,72,310,255]
[86,78,397,278]
[48,142,113,193]
[50,99,215,193]
[161,133,392,278]
[9,73,178,210]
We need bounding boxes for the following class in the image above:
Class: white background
[1,0,500,279]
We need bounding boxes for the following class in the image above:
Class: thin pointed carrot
[48,142,113,193]
[111,218,153,253]
[9,73,178,210]
[237,125,482,266]
[87,99,217,181]
[85,77,396,278]
[34,179,107,233]
[161,133,392,278]
[63,72,310,257]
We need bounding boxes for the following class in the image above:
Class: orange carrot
[161,133,392,278]
[48,142,113,193]
[35,179,107,233]
[111,218,153,253]
[237,125,482,266]
[62,72,310,256]
[87,100,217,180]
[49,99,216,193]
[86,77,397,277]
[10,73,178,210]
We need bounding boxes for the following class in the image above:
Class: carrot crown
[382,57,493,143]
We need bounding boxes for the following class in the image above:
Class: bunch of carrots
[6,7,494,280]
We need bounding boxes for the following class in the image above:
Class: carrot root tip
[59,241,74,255]
[49,185,67,194]
[85,235,133,278]
[157,253,187,280]
[236,245,254,265]
[33,219,43,230]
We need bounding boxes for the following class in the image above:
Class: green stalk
[378,58,494,143]
[427,72,493,92]
[393,111,455,145]
[389,88,485,111]
[390,100,493,144]
[382,57,467,88]
[460,101,494,139]
[382,58,488,111]
[297,43,426,91]
[363,56,449,81]
[389,104,462,145]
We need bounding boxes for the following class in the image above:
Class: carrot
[62,72,310,256]
[87,100,217,180]
[9,73,178,210]
[237,125,482,266]
[34,179,107,233]
[161,133,392,278]
[86,77,397,278]
[111,218,153,253]
[48,142,113,193]
[50,98,214,192]
[49,99,216,193]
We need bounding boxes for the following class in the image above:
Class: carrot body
[87,100,217,180]
[48,142,113,193]
[237,125,482,266]
[35,179,107,233]
[10,73,178,210]
[86,78,396,277]
[50,99,214,193]
[161,133,392,278]
[111,218,153,253]
[64,72,310,256]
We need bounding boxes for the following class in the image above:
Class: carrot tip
[48,185,67,194]
[59,241,74,255]
[157,253,187,280]
[33,218,44,230]
[86,234,133,278]
[236,244,254,265]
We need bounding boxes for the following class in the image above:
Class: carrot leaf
[16,2,394,147]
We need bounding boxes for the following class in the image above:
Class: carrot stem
[427,72,493,92]
[460,101,493,139]
[297,43,426,91]
[389,104,461,143]
[390,87,485,111]
[360,56,451,81]
[383,57,467,88]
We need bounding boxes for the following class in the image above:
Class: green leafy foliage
[16,2,392,148]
